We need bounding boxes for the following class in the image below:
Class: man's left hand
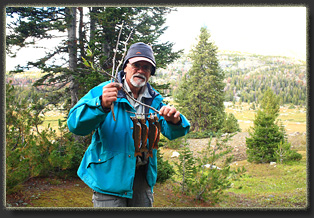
[159,106,181,124]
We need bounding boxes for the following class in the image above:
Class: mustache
[132,73,147,81]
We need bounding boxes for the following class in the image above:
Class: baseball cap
[128,57,156,67]
[123,42,156,75]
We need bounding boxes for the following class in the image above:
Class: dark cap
[123,42,156,75]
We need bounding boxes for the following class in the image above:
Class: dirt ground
[185,132,249,162]
[185,131,306,163]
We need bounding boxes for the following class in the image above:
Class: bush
[174,137,196,193]
[156,149,175,183]
[174,133,245,204]
[6,82,86,192]
[275,141,302,163]
[288,104,296,109]
[162,135,184,149]
[186,130,215,139]
[222,113,241,133]
[286,150,303,162]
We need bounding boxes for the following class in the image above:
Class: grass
[225,103,306,133]
[218,156,307,208]
[7,154,306,208]
[229,160,307,195]
[152,151,307,208]
[40,112,67,136]
[6,177,93,207]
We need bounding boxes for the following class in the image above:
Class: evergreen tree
[175,137,196,194]
[246,88,285,163]
[6,7,182,110]
[222,113,241,133]
[156,148,175,183]
[175,27,225,132]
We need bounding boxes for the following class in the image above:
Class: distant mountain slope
[154,51,306,106]
[6,51,307,106]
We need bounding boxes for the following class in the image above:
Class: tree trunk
[78,7,85,66]
[89,7,100,64]
[66,7,81,143]
[89,7,96,64]
[66,7,78,107]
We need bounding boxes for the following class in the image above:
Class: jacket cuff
[99,96,111,113]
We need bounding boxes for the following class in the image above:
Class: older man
[67,42,190,207]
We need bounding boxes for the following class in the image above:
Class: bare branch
[114,23,137,79]
[112,21,124,79]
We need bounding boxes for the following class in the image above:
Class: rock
[204,164,221,170]
[171,151,180,158]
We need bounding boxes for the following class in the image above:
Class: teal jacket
[67,71,190,199]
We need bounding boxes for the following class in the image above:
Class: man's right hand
[101,82,122,109]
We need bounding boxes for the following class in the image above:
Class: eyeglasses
[128,62,152,73]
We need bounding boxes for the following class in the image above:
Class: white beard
[130,74,147,88]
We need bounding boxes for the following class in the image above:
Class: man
[67,42,190,207]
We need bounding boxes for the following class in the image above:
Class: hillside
[153,51,307,106]
[6,51,307,106]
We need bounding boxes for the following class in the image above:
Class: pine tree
[222,113,241,133]
[6,7,182,110]
[176,27,225,132]
[175,138,196,194]
[246,88,285,163]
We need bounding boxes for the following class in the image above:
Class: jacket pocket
[86,151,116,169]
[85,152,135,195]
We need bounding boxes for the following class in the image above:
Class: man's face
[124,61,152,89]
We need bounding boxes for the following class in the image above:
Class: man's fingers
[159,106,165,115]
[167,107,178,117]
[164,107,172,116]
[158,106,181,124]
[106,82,122,89]
[101,82,122,108]
[159,106,179,117]
[173,111,181,118]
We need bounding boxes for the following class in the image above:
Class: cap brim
[128,57,156,67]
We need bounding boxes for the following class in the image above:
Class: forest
[155,52,306,106]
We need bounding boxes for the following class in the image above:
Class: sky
[5,6,307,71]
[159,6,307,59]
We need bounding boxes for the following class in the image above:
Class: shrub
[222,113,241,133]
[6,82,86,192]
[275,141,302,163]
[174,137,196,193]
[156,149,175,183]
[174,133,245,204]
[186,130,215,139]
[163,135,184,149]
